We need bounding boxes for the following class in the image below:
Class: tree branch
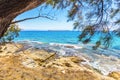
[77,0,83,6]
[11,14,55,24]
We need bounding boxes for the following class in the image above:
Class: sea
[14,31,120,75]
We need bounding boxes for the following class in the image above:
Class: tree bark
[0,17,13,38]
[0,0,45,38]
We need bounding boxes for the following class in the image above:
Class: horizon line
[21,30,78,31]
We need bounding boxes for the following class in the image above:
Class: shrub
[0,23,21,44]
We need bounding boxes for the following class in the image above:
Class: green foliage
[44,0,120,49]
[0,23,21,44]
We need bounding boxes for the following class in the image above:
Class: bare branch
[99,0,104,23]
[11,14,55,24]
[77,0,83,6]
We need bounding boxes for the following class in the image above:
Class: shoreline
[15,40,120,50]
[0,42,120,80]
[2,42,120,74]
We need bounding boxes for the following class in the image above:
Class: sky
[15,1,120,31]
[15,5,74,31]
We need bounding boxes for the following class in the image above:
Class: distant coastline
[20,30,80,32]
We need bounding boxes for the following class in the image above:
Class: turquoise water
[15,31,80,44]
[15,31,120,50]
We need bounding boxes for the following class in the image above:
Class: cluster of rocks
[0,43,119,80]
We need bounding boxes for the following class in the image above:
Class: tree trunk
[0,18,13,38]
[0,0,45,38]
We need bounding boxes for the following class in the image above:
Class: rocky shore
[0,43,119,80]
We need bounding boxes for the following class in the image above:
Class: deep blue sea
[15,31,120,49]
[14,31,120,75]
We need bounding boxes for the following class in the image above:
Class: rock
[69,56,86,63]
[0,43,117,80]
[44,57,115,80]
[108,72,120,80]
[0,46,6,53]
[28,49,56,61]
[0,55,114,80]
[44,56,85,68]
[0,43,23,56]
[23,49,56,66]
[22,58,38,68]
[44,57,81,69]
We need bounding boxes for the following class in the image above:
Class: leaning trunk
[0,17,14,38]
[0,20,10,38]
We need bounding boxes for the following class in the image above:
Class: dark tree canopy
[0,0,120,49]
